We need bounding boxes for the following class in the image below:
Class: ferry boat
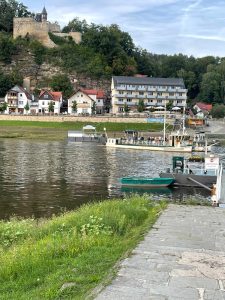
[159,155,222,188]
[120,177,175,188]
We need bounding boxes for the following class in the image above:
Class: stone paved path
[96,205,225,300]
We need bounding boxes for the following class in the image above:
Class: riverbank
[0,196,166,299]
[96,204,225,300]
[0,120,164,140]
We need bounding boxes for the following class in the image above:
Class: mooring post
[211,184,219,207]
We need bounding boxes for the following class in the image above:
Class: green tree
[71,100,77,113]
[0,102,7,112]
[0,33,16,63]
[137,99,145,112]
[211,104,225,118]
[24,101,29,113]
[0,0,32,32]
[48,101,54,113]
[166,100,173,111]
[91,101,96,114]
[49,74,73,98]
[123,103,129,114]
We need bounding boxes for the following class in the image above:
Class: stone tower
[41,6,47,22]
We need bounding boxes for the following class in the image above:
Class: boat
[120,177,175,188]
[68,125,106,143]
[106,129,193,152]
[159,155,221,188]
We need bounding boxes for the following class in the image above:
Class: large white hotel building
[111,76,187,114]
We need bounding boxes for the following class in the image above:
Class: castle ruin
[13,7,81,48]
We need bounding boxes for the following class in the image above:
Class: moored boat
[159,155,221,188]
[120,177,175,188]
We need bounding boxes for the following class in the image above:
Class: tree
[166,100,173,111]
[91,101,96,114]
[123,103,129,114]
[24,101,29,114]
[0,102,7,112]
[48,101,54,113]
[0,0,32,33]
[0,33,16,63]
[137,99,145,112]
[211,104,225,118]
[49,74,73,98]
[71,100,77,113]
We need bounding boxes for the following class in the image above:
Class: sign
[205,156,219,170]
[147,118,164,123]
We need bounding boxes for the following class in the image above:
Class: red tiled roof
[82,89,105,99]
[39,90,62,101]
[51,92,62,101]
[195,102,212,111]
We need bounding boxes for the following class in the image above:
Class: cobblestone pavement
[96,205,225,300]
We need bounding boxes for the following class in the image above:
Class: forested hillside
[1,0,225,107]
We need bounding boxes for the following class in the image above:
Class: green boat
[120,177,175,188]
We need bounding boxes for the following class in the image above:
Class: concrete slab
[95,205,225,300]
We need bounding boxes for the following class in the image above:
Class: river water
[0,139,224,219]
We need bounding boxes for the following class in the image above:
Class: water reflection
[0,139,223,219]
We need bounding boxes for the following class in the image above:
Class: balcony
[127,86,136,91]
[138,95,145,99]
[147,95,155,99]
[147,87,156,92]
[114,100,125,105]
[116,86,126,91]
[115,94,125,98]
[157,87,167,92]
[167,95,177,100]
[8,102,18,107]
[177,96,187,100]
[168,88,176,92]
[137,87,146,91]
[177,88,187,93]
[127,102,138,106]
[157,95,165,100]
[126,93,135,98]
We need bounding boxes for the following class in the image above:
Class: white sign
[205,157,219,170]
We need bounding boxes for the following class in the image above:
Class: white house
[68,89,105,114]
[68,89,94,115]
[38,90,63,114]
[5,85,33,114]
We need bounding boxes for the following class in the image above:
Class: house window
[42,101,44,105]
[157,92,162,96]
[81,94,83,97]
[20,94,23,97]
[178,93,183,96]
[157,100,162,103]
[169,93,174,96]
[119,99,124,102]
[139,92,144,95]
[127,99,132,102]
[177,100,182,104]
[119,107,124,112]
[44,94,48,99]
[148,92,153,95]
[19,101,23,105]
[119,91,123,94]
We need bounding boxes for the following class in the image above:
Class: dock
[96,205,225,300]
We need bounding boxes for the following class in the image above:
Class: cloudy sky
[22,0,225,57]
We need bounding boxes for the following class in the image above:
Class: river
[0,139,224,219]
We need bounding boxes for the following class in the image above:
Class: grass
[0,120,164,140]
[0,195,166,299]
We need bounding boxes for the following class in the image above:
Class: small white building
[68,89,105,115]
[5,85,33,114]
[38,90,63,114]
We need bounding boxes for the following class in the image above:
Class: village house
[111,76,187,114]
[5,85,33,114]
[68,89,106,115]
[193,102,212,118]
[38,90,63,114]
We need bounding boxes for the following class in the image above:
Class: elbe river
[0,139,224,219]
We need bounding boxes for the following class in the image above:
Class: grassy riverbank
[0,196,166,299]
[0,120,164,140]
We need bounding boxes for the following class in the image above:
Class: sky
[22,0,225,57]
